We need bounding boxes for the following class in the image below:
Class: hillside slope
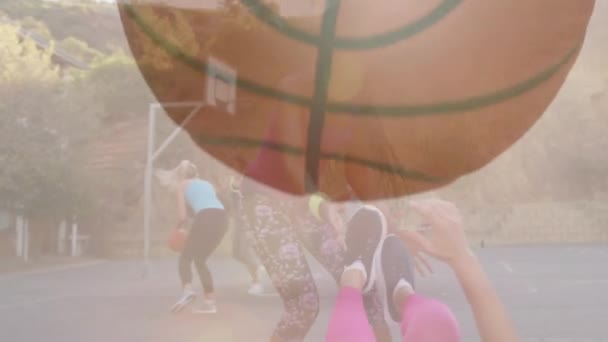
[442,0,608,205]
[0,0,128,52]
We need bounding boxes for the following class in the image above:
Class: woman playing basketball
[169,160,228,314]
[237,71,393,342]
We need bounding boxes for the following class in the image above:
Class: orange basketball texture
[118,0,595,201]
[167,228,188,252]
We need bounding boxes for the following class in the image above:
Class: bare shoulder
[179,179,191,192]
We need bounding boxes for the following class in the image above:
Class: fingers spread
[399,230,434,256]
[415,254,434,276]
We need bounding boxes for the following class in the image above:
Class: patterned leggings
[244,194,383,341]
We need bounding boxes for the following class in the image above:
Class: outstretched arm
[451,250,517,342]
[400,199,518,342]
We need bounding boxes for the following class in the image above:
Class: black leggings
[179,208,228,294]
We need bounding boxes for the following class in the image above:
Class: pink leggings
[326,287,461,342]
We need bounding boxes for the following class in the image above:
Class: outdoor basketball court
[1,244,607,342]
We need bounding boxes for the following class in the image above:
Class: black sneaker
[379,235,415,323]
[344,205,387,293]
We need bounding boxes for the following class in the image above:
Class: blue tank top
[185,179,224,214]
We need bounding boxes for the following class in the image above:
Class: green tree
[0,23,94,220]
[58,36,102,64]
[20,16,53,40]
[74,51,153,122]
[0,24,58,83]
[0,0,127,54]
[66,51,155,230]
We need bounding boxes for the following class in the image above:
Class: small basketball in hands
[167,228,188,253]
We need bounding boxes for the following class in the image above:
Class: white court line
[501,261,514,274]
[0,295,75,310]
[0,293,178,310]
[251,292,280,298]
[569,279,608,287]
[312,272,327,280]
[526,283,539,294]
[526,279,608,293]
[0,260,106,280]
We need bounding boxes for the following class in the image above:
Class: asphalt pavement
[1,245,608,342]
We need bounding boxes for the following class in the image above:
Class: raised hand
[398,199,472,267]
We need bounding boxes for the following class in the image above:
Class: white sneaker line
[170,289,196,313]
[192,301,217,314]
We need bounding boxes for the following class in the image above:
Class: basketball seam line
[305,0,341,191]
[125,5,443,182]
[124,5,579,117]
[240,0,461,50]
[122,3,580,191]
[194,134,443,182]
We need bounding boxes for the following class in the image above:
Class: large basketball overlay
[118,0,595,201]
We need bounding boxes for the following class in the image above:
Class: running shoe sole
[377,234,416,323]
[346,205,388,294]
[192,305,217,314]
